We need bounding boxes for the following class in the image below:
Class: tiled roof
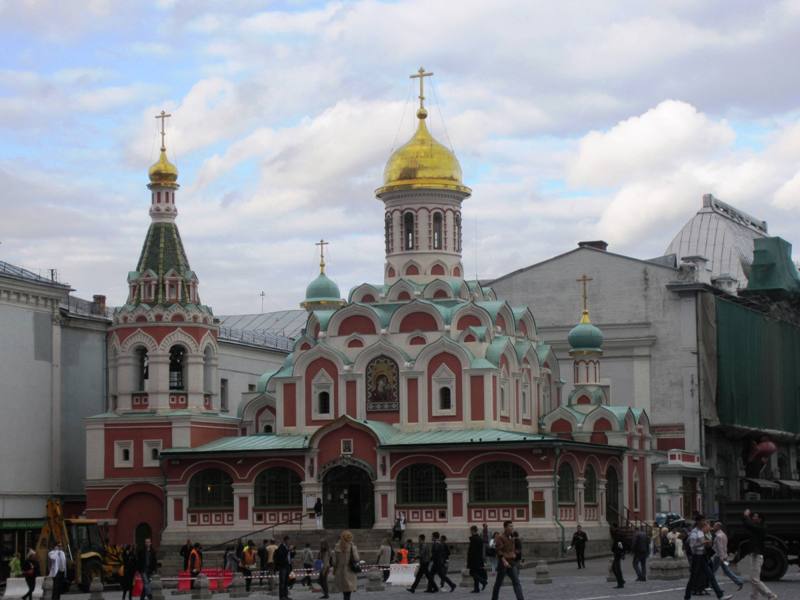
[161,433,309,454]
[217,310,308,339]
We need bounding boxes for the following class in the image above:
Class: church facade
[85,78,655,552]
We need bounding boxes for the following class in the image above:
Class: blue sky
[1,1,800,313]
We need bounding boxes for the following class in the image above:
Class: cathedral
[84,73,654,554]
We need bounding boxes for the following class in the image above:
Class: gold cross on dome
[576,274,593,312]
[316,239,329,274]
[155,110,172,150]
[410,66,433,110]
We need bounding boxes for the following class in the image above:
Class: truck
[719,500,800,581]
[34,499,123,591]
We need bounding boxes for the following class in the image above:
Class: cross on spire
[316,239,329,274]
[410,66,433,114]
[576,273,593,317]
[155,110,172,151]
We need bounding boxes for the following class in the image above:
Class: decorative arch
[583,463,599,505]
[422,278,454,300]
[290,343,348,377]
[386,279,417,303]
[452,304,493,332]
[430,262,446,276]
[389,300,445,334]
[159,328,200,353]
[119,329,158,353]
[349,283,382,304]
[328,305,380,337]
[414,336,473,372]
[403,262,421,276]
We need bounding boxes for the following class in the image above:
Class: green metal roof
[161,433,309,455]
[305,272,341,302]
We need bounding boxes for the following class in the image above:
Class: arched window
[254,467,302,507]
[455,212,462,252]
[203,346,214,393]
[263,424,273,433]
[584,465,597,504]
[403,212,415,250]
[439,387,451,411]
[385,213,393,254]
[397,464,446,505]
[558,463,575,504]
[189,468,233,508]
[469,461,527,503]
[318,391,330,415]
[633,470,640,512]
[135,347,149,391]
[432,212,443,250]
[169,345,186,390]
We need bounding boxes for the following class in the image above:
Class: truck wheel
[80,557,104,592]
[760,545,788,581]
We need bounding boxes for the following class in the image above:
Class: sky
[1,0,800,314]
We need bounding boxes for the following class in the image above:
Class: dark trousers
[240,567,251,591]
[491,561,523,600]
[684,555,723,600]
[470,568,488,592]
[278,566,291,599]
[633,554,647,581]
[432,563,455,590]
[319,570,329,597]
[410,562,436,591]
[22,577,36,600]
[302,563,312,586]
[612,558,624,587]
[53,572,65,600]
[575,546,586,568]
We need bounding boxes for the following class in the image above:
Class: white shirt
[48,549,66,577]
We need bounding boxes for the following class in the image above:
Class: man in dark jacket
[611,538,625,589]
[407,534,436,593]
[571,525,588,569]
[179,539,191,572]
[273,536,293,600]
[136,538,158,600]
[430,532,456,592]
[631,528,649,581]
[467,526,487,592]
[742,509,776,599]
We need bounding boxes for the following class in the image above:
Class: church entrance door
[323,466,374,529]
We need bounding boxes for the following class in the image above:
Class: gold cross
[155,110,172,150]
[576,274,593,312]
[315,239,329,274]
[410,66,433,111]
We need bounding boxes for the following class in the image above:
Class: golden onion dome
[148,148,179,189]
[376,108,471,197]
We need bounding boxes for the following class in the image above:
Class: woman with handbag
[21,549,39,600]
[333,530,360,600]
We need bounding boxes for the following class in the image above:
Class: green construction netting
[716,297,800,433]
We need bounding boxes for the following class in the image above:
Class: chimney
[578,240,608,251]
[92,294,107,315]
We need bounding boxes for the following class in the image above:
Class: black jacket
[431,540,445,567]
[742,516,766,555]
[571,531,588,549]
[136,547,158,575]
[274,543,291,569]
[632,531,649,556]
[612,540,625,560]
[467,534,484,570]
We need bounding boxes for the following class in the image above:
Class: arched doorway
[135,523,152,550]
[323,465,374,529]
[606,466,620,525]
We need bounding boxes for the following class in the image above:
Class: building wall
[490,247,701,454]
[217,341,287,415]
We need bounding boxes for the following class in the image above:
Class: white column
[598,478,608,523]
[233,483,253,530]
[527,475,555,522]
[445,477,468,526]
[149,351,169,409]
[187,354,204,407]
[576,477,585,523]
[116,354,135,410]
[374,480,396,529]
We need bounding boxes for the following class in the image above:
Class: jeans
[278,566,291,599]
[632,554,647,580]
[140,572,152,600]
[747,554,775,599]
[711,556,744,587]
[490,561,523,600]
[684,555,724,600]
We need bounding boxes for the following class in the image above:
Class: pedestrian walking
[274,536,293,600]
[487,533,499,574]
[742,509,777,600]
[711,522,744,590]
[319,539,333,599]
[490,521,523,600]
[257,540,268,585]
[467,525,488,593]
[315,498,324,529]
[21,549,39,600]
[570,525,588,569]
[267,539,278,577]
[179,539,192,573]
[407,534,436,593]
[334,531,360,600]
[241,540,257,592]
[376,538,393,582]
[683,515,732,600]
[48,542,67,600]
[189,543,203,587]
[631,527,649,581]
[120,545,136,600]
[431,532,456,592]
[136,538,158,600]
[302,543,315,587]
[611,538,625,589]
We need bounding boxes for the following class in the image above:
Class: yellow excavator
[34,499,123,592]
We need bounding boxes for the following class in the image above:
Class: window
[318,391,330,414]
[432,212,443,250]
[439,387,451,411]
[341,439,353,455]
[584,465,597,504]
[558,463,575,504]
[633,470,640,512]
[248,383,256,392]
[203,346,214,393]
[397,464,446,505]
[403,212,415,250]
[499,383,509,415]
[135,347,149,391]
[169,345,186,390]
[114,441,133,468]
[220,378,229,412]
[254,468,302,507]
[385,213,393,254]
[469,461,527,503]
[263,424,273,433]
[312,370,334,419]
[432,364,456,416]
[143,440,163,467]
[189,469,233,508]
[454,213,462,252]
[521,386,529,418]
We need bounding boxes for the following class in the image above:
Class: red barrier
[176,569,234,591]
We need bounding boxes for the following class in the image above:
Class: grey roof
[218,310,307,339]
[0,260,71,290]
[665,194,767,289]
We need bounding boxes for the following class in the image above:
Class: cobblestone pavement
[56,558,800,600]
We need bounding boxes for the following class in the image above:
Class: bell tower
[376,67,471,285]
